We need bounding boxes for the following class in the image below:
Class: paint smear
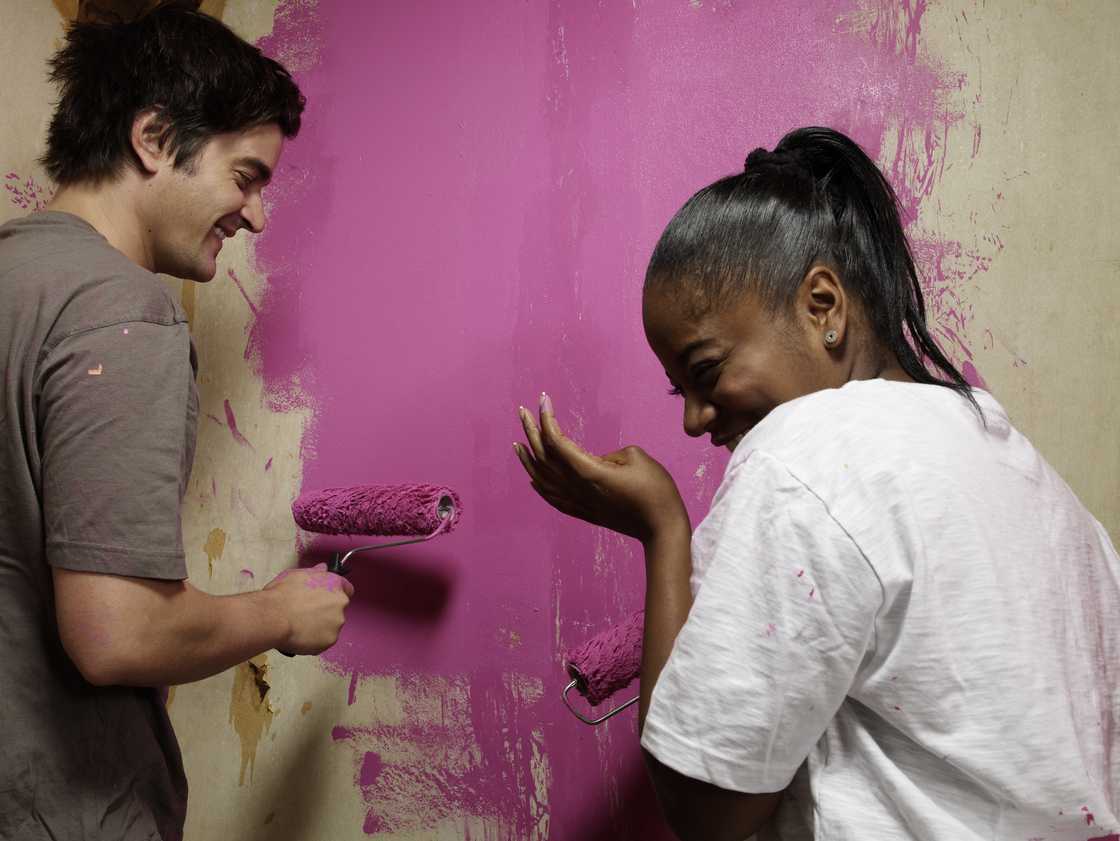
[4,172,52,211]
[227,268,260,317]
[203,527,227,579]
[250,0,995,835]
[228,655,276,786]
[223,399,253,448]
[359,751,382,786]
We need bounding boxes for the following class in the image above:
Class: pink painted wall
[249,1,978,836]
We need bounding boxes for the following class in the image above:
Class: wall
[2,1,1117,839]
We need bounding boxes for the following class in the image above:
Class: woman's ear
[799,264,848,349]
[130,109,173,176]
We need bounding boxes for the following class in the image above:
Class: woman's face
[642,279,843,451]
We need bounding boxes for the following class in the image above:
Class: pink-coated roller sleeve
[292,484,462,536]
[564,610,644,707]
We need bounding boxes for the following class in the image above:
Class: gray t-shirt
[0,211,196,840]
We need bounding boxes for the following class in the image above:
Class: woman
[514,127,1119,841]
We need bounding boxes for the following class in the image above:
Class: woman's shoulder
[733,379,1006,487]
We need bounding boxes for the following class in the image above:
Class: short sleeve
[38,320,195,579]
[640,449,882,793]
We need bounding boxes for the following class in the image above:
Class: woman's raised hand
[513,393,689,545]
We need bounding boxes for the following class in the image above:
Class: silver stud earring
[824,329,839,347]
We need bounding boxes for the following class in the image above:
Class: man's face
[149,122,284,282]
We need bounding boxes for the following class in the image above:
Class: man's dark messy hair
[42,4,305,185]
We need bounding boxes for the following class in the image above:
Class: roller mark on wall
[228,654,276,786]
[328,673,550,838]
[203,526,227,578]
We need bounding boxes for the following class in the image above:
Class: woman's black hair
[644,126,978,410]
[41,4,305,185]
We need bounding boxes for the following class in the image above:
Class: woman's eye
[691,361,719,385]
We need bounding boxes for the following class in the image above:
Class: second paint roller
[562,610,643,725]
[292,483,462,574]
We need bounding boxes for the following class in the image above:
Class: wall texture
[2,1,1118,839]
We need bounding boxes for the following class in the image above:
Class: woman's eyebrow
[676,338,717,365]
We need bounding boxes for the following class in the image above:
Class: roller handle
[279,497,455,657]
[279,551,350,657]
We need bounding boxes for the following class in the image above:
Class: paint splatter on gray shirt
[0,211,195,841]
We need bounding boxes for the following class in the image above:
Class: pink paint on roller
[292,484,461,536]
[565,610,644,707]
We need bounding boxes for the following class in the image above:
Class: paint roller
[291,483,462,575]
[562,609,643,725]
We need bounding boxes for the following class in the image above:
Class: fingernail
[540,392,554,415]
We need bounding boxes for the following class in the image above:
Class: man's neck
[46,179,154,272]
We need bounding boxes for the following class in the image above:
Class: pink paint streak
[252,0,982,836]
[222,399,253,448]
[359,751,383,786]
[264,457,273,471]
[227,268,260,317]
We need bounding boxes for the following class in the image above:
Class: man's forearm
[54,569,290,687]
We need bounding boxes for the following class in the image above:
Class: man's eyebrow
[234,157,272,184]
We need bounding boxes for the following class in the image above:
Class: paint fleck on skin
[301,701,313,715]
[203,527,227,578]
[223,399,254,448]
[228,655,275,786]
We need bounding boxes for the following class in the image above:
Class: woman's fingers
[513,442,539,481]
[538,392,602,480]
[519,405,547,463]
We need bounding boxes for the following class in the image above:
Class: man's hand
[264,563,354,655]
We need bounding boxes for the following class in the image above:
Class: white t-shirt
[641,379,1119,841]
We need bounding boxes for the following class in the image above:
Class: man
[0,8,352,840]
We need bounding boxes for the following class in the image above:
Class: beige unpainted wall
[0,2,1117,840]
